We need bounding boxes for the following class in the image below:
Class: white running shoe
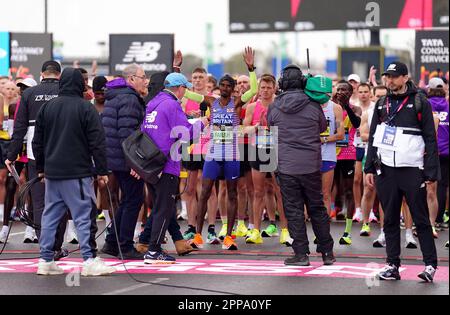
[36,259,64,275]
[81,257,116,276]
[405,232,418,249]
[0,225,9,243]
[66,221,79,244]
[352,209,363,223]
[24,226,38,243]
[373,232,386,248]
[369,211,378,223]
[177,208,188,221]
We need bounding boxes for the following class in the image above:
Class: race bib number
[373,124,400,151]
[320,119,331,137]
[213,128,233,144]
[256,130,274,149]
[336,128,349,148]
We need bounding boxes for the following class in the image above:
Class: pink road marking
[0,259,448,282]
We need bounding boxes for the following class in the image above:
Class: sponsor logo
[123,41,161,63]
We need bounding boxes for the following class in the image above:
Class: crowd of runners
[0,47,448,281]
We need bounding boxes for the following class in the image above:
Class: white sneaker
[36,259,64,275]
[177,208,188,220]
[0,225,9,243]
[81,257,116,277]
[369,210,378,223]
[373,232,386,248]
[352,209,363,223]
[405,232,418,249]
[66,222,78,244]
[24,226,37,243]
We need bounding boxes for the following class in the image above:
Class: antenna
[306,48,311,75]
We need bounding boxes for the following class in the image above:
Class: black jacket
[267,90,327,175]
[365,81,441,181]
[32,68,108,179]
[7,78,59,161]
[101,78,145,172]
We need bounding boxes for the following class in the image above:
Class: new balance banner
[230,0,444,32]
[415,30,449,83]
[10,33,53,80]
[0,32,9,76]
[109,34,174,76]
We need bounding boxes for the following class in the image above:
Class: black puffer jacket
[101,78,145,172]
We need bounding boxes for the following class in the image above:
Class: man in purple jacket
[133,73,208,263]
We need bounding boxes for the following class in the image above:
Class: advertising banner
[415,30,449,82]
[109,34,174,76]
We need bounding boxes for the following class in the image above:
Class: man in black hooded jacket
[33,68,115,276]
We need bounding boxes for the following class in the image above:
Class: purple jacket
[430,96,449,156]
[143,91,203,177]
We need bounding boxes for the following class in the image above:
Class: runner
[243,74,291,246]
[191,47,257,251]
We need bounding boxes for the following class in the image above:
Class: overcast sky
[0,0,416,66]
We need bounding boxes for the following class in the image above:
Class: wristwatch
[323,137,328,143]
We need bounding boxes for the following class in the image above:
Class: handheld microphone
[200,101,208,117]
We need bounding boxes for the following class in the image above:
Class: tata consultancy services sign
[415,30,449,82]
[0,32,10,76]
[109,34,174,76]
[10,33,53,80]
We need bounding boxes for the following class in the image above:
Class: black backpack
[122,129,167,184]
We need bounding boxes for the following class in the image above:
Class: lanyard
[385,96,409,124]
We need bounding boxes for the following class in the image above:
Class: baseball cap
[347,74,361,83]
[428,77,445,89]
[92,76,108,92]
[17,78,37,88]
[41,60,61,73]
[164,73,193,89]
[382,62,408,76]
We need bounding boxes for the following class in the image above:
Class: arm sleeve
[344,104,361,129]
[364,100,381,174]
[241,71,258,103]
[32,106,45,174]
[7,92,30,161]
[184,90,204,103]
[420,97,441,181]
[85,106,109,176]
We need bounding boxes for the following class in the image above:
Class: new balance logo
[123,42,161,63]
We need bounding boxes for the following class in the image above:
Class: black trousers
[376,165,438,268]
[147,173,180,252]
[436,155,449,223]
[277,172,334,256]
[28,160,66,250]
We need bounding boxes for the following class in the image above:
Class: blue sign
[0,32,10,76]
[207,63,224,80]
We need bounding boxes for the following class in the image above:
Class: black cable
[15,177,42,230]
[105,184,240,295]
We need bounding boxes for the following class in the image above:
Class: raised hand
[173,50,183,68]
[243,47,255,69]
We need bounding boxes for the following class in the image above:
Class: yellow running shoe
[279,228,293,246]
[235,222,248,238]
[245,229,263,244]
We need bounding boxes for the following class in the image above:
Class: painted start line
[0,259,448,282]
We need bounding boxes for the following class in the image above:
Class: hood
[429,96,449,111]
[59,68,84,97]
[106,77,128,90]
[274,90,313,114]
[105,78,143,103]
[388,81,418,100]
